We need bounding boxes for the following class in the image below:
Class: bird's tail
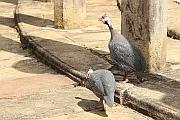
[104,94,114,108]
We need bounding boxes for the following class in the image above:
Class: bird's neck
[107,23,115,40]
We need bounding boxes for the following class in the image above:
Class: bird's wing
[89,75,106,97]
[90,72,115,97]
[101,74,116,107]
[101,74,116,96]
[110,41,135,71]
[103,84,114,96]
[103,85,115,107]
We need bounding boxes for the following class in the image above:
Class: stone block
[121,0,167,72]
[54,0,86,29]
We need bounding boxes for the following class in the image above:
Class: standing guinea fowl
[86,68,116,111]
[99,14,146,83]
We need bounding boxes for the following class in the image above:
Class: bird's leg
[123,72,129,83]
[95,98,105,111]
[103,100,112,116]
[98,98,103,104]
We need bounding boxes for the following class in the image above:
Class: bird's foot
[122,81,126,84]
[124,78,129,83]
[73,82,82,87]
[98,99,103,104]
[95,104,105,111]
[119,79,129,84]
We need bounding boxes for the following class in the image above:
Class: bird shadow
[75,97,108,117]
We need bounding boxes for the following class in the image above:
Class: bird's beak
[85,74,88,80]
[98,17,103,22]
[98,18,105,24]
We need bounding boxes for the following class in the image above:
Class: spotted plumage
[87,69,116,107]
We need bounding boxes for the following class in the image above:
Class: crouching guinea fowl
[99,14,146,83]
[86,69,116,111]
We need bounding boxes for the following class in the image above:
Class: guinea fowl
[86,68,116,110]
[176,0,180,4]
[99,14,146,83]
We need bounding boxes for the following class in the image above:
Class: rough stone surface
[54,0,63,28]
[167,0,180,40]
[121,0,168,72]
[125,74,180,120]
[54,0,86,29]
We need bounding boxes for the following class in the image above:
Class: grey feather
[109,33,146,73]
[88,69,116,107]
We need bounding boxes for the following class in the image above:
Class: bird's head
[98,14,111,26]
[86,68,93,79]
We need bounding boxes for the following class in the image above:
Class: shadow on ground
[75,97,108,117]
[29,36,111,72]
[0,16,15,28]
[18,13,53,27]
[0,35,54,74]
[0,0,17,5]
[0,35,25,55]
[12,59,55,74]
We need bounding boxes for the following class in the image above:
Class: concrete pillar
[54,0,86,29]
[121,0,167,72]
